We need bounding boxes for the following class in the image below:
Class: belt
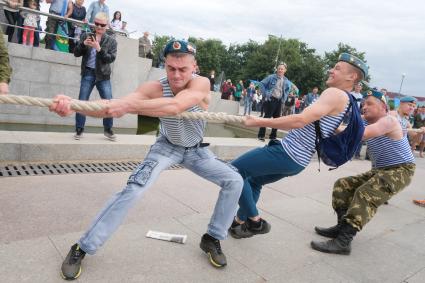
[85,66,95,70]
[184,142,210,150]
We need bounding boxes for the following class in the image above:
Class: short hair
[95,12,109,22]
[278,62,287,68]
[347,64,364,84]
[166,52,196,61]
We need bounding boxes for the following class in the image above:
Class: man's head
[276,62,287,77]
[99,0,106,4]
[76,0,84,6]
[163,40,197,92]
[94,12,108,35]
[327,53,368,89]
[362,90,388,122]
[312,87,318,94]
[143,31,150,38]
[354,82,362,93]
[398,96,417,116]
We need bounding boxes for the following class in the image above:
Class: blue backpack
[314,92,364,170]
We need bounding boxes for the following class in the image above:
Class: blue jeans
[78,136,243,254]
[244,98,252,115]
[231,140,304,221]
[75,69,113,130]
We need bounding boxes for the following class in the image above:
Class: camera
[87,32,96,41]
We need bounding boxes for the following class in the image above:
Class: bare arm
[65,1,73,18]
[244,87,348,130]
[106,76,210,118]
[50,77,210,118]
[362,115,401,140]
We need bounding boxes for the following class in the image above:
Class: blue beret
[163,39,196,57]
[364,89,386,104]
[338,53,369,78]
[400,96,417,103]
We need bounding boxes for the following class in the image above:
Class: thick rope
[0,94,245,123]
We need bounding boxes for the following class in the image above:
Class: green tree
[188,37,228,77]
[151,35,172,67]
[243,36,326,95]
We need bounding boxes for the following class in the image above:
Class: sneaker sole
[60,267,82,281]
[207,252,226,268]
[199,244,226,268]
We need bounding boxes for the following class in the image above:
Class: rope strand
[0,94,245,123]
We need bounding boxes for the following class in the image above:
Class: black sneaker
[229,221,254,239]
[246,218,271,235]
[258,137,265,142]
[74,128,83,140]
[61,243,86,280]
[104,128,116,141]
[199,233,227,268]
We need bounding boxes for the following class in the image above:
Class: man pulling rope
[47,39,243,280]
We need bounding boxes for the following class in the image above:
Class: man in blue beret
[389,96,425,150]
[311,90,416,255]
[50,39,244,279]
[228,53,367,239]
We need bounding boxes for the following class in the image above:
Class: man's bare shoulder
[135,80,163,99]
[321,87,347,98]
[315,87,348,114]
[388,110,398,117]
[379,115,402,137]
[187,76,210,88]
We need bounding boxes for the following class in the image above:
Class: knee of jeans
[230,174,244,194]
[127,159,158,187]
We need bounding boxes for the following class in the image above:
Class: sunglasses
[94,22,107,27]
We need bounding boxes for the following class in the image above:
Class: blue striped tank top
[281,103,348,167]
[365,119,414,168]
[158,77,206,147]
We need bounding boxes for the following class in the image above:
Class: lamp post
[398,73,406,98]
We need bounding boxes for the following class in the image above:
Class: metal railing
[0,0,127,38]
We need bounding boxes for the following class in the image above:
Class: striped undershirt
[365,119,414,168]
[281,101,349,167]
[158,77,206,147]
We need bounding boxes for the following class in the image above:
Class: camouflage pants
[332,163,415,231]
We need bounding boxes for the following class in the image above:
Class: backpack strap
[314,91,353,172]
[314,120,322,172]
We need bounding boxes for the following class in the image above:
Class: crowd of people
[2,0,133,50]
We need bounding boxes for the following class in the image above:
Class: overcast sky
[41,0,424,96]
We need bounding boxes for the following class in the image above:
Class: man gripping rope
[49,39,243,280]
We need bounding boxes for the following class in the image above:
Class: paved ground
[1,149,424,283]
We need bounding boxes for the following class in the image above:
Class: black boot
[314,208,347,238]
[310,222,357,255]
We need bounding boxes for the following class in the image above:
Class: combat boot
[310,221,357,255]
[314,208,347,238]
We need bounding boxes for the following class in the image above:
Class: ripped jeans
[78,136,243,255]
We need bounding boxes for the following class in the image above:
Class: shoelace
[69,248,84,264]
[213,240,223,255]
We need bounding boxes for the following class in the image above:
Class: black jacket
[74,32,117,81]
